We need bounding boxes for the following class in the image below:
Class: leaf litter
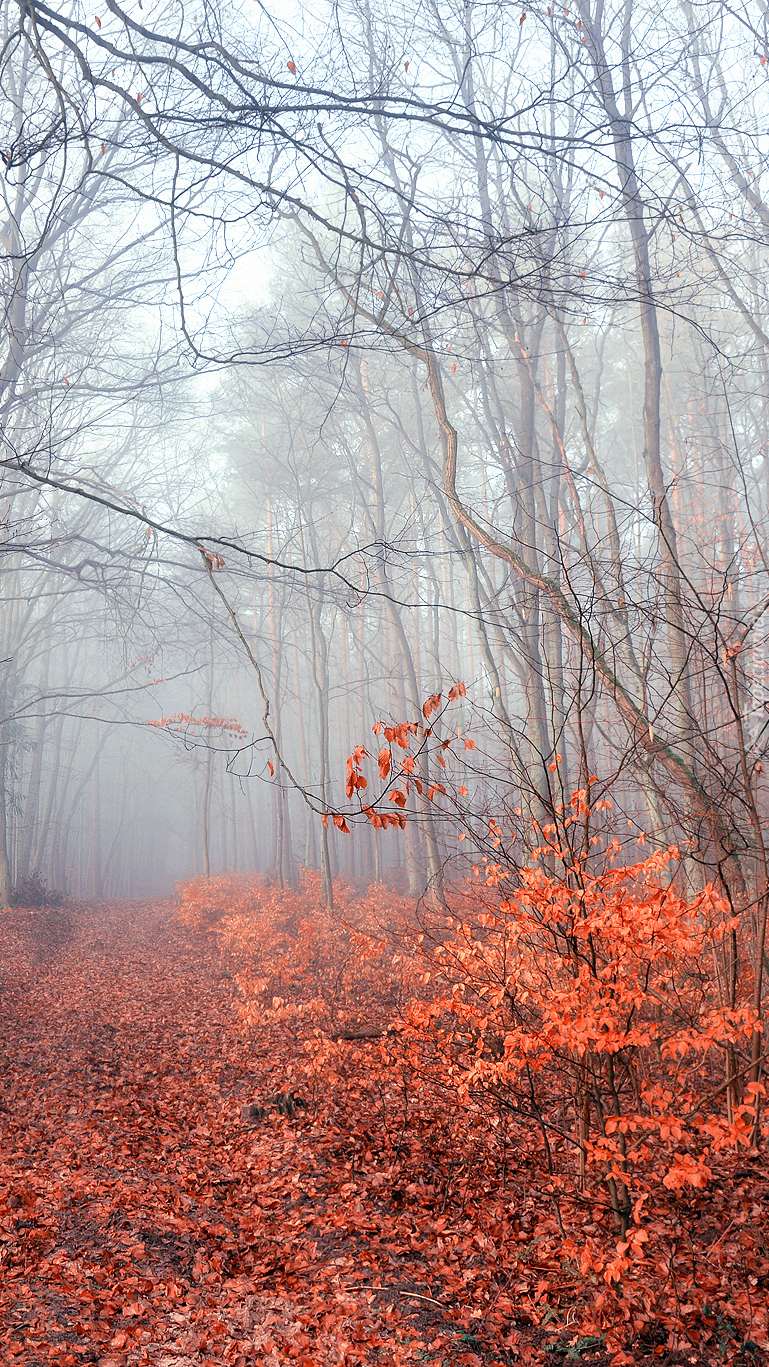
[0,893,766,1367]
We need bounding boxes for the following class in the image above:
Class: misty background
[1,0,767,907]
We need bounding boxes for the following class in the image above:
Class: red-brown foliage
[178,860,769,1361]
[1,870,766,1367]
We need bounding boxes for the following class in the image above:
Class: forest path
[0,900,468,1367]
[0,899,265,1365]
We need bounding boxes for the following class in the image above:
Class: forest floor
[0,898,763,1367]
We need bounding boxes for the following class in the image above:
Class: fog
[1,0,768,913]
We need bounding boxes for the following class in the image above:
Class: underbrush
[10,871,66,907]
[176,859,769,1362]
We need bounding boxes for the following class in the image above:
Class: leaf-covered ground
[0,898,765,1367]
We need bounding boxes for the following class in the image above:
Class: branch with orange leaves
[341,684,472,832]
[154,547,469,834]
[147,712,247,738]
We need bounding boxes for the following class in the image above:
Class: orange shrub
[176,856,769,1357]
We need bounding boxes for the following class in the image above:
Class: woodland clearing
[0,887,766,1367]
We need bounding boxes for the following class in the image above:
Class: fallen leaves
[0,898,525,1365]
[1,887,767,1366]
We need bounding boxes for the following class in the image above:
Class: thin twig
[685,1049,769,1120]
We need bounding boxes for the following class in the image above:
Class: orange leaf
[287,60,296,74]
[464,738,475,750]
[448,681,467,700]
[422,692,442,719]
[268,760,274,776]
[385,723,412,749]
